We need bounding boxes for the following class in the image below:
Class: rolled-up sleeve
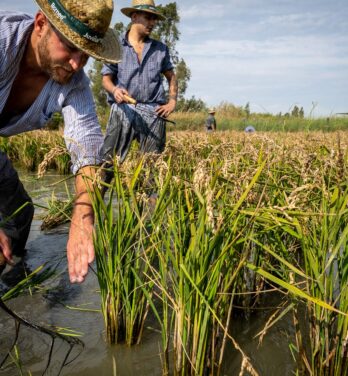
[62,76,103,175]
[101,63,118,77]
[162,46,174,73]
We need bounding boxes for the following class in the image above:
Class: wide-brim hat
[208,108,216,114]
[121,0,166,21]
[34,0,122,64]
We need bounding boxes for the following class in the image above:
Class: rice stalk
[92,160,157,345]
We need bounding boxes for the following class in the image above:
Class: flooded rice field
[0,170,295,375]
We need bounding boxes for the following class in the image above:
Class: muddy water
[0,171,296,376]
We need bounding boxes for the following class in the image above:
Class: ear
[130,12,138,22]
[34,11,49,36]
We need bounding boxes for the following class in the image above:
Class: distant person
[0,0,121,283]
[205,108,217,132]
[244,125,256,133]
[100,0,178,174]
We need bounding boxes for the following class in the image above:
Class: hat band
[133,4,159,13]
[47,0,103,43]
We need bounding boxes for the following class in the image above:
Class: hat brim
[121,7,166,21]
[34,0,122,64]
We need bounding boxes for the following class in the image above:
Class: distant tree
[114,22,127,35]
[152,3,180,64]
[176,59,191,100]
[244,102,250,118]
[217,101,244,117]
[176,96,207,112]
[291,105,299,117]
[299,107,304,118]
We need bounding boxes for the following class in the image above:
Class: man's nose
[69,52,88,71]
[149,17,158,26]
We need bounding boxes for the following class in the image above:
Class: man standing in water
[100,0,178,169]
[0,0,121,283]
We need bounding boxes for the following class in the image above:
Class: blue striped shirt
[0,11,103,174]
[101,32,173,105]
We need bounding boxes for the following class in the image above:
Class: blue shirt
[0,11,103,174]
[205,114,216,129]
[101,32,173,105]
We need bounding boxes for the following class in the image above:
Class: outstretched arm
[156,70,178,118]
[67,165,97,283]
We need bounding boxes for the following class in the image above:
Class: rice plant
[293,184,348,375]
[243,184,348,375]
[92,160,157,345]
[40,183,74,230]
[0,130,70,174]
[86,131,348,374]
[140,157,265,375]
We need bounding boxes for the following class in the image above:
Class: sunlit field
[90,131,348,375]
[1,129,348,375]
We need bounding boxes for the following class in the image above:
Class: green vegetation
[2,130,348,374]
[91,161,157,345]
[1,113,348,178]
[86,131,348,375]
[0,131,69,174]
[40,189,73,230]
[171,106,348,132]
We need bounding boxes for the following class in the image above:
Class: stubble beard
[38,31,74,85]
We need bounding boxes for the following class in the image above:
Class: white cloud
[178,34,348,63]
[2,0,348,116]
[180,4,226,20]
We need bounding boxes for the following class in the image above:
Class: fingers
[156,106,168,118]
[67,245,92,283]
[114,87,129,104]
[67,223,95,284]
[156,103,175,118]
[0,229,14,265]
[87,241,95,264]
[0,231,14,275]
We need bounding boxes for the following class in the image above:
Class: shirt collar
[122,32,153,47]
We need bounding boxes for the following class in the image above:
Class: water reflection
[0,171,296,375]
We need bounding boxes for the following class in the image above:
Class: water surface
[0,170,296,375]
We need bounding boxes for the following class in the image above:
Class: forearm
[168,73,178,106]
[102,75,117,95]
[67,165,97,283]
[156,71,178,117]
[102,75,128,103]
[71,166,96,222]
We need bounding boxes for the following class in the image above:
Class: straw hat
[121,0,166,21]
[33,0,122,63]
[208,108,216,114]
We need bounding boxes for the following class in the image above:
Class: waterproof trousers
[0,151,34,256]
[100,103,166,184]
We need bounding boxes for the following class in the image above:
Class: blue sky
[3,0,348,116]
